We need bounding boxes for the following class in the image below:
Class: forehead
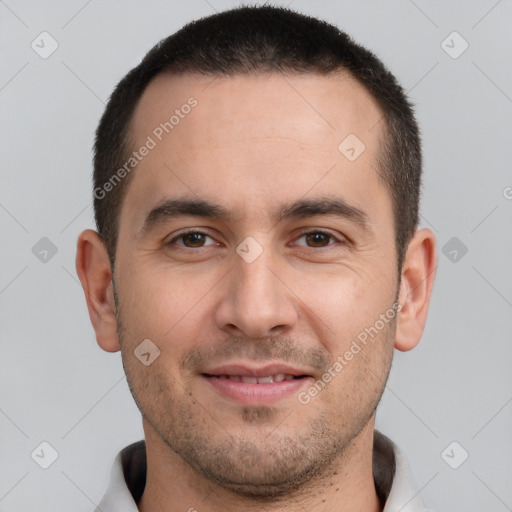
[122,70,389,230]
[131,70,382,147]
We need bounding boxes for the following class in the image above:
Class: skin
[76,70,437,512]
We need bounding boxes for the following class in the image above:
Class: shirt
[96,429,433,511]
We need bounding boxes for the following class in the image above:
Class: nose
[213,243,299,340]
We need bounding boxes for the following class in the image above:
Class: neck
[138,417,382,512]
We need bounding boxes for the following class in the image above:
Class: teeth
[220,374,295,383]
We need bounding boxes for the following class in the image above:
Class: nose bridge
[214,236,298,338]
[236,242,277,299]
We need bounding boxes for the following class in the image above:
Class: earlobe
[394,228,437,352]
[75,229,121,353]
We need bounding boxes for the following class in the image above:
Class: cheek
[309,265,391,319]
[307,267,397,357]
[117,266,214,342]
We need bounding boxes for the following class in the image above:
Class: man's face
[114,71,398,496]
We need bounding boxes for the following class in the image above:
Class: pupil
[185,233,204,247]
[307,233,328,247]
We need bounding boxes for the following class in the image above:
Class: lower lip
[203,375,312,405]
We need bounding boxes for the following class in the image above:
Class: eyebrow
[141,196,371,234]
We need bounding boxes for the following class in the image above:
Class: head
[77,5,436,499]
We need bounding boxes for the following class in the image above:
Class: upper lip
[202,363,311,378]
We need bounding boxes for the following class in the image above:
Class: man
[76,5,437,511]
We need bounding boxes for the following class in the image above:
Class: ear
[395,228,437,352]
[75,229,120,352]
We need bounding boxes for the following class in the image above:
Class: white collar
[98,429,431,511]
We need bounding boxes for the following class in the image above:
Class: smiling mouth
[202,373,309,384]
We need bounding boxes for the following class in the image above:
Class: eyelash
[167,229,345,250]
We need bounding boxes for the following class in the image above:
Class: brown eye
[294,230,340,248]
[305,232,332,247]
[168,231,216,248]
[181,232,207,247]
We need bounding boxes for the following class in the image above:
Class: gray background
[1,1,511,511]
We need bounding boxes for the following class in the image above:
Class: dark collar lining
[373,430,396,503]
[121,440,147,503]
